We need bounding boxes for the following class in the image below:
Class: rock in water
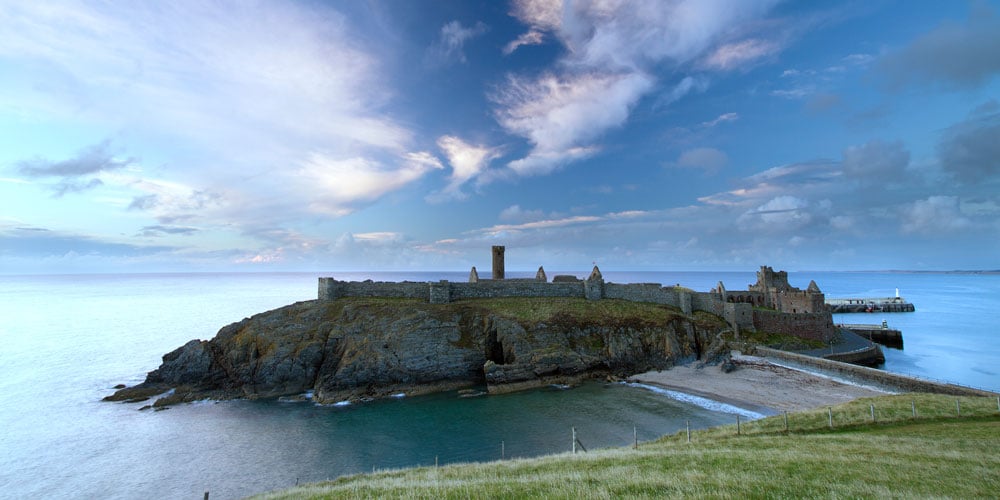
[106,298,729,406]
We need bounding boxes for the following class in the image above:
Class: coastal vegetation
[729,329,826,351]
[107,297,726,406]
[254,394,1000,499]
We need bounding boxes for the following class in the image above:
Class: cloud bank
[493,0,781,177]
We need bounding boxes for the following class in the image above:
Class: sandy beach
[630,353,890,415]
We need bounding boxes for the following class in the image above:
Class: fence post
[870,404,876,423]
[736,414,741,435]
[572,427,577,454]
[912,400,916,418]
[633,426,638,450]
[501,440,505,460]
[828,408,833,429]
[686,420,691,443]
[783,411,788,432]
[956,399,961,417]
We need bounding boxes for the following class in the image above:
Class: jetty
[826,289,915,313]
[839,321,903,349]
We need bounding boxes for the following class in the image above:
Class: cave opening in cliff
[485,329,507,365]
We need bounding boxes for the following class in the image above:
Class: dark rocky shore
[105,297,729,407]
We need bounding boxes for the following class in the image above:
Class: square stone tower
[492,245,505,280]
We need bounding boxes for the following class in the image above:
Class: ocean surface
[0,270,997,499]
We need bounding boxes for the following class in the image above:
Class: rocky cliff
[105,297,729,406]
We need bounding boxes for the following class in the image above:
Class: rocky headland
[106,297,730,407]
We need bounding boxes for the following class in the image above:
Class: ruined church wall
[724,291,766,307]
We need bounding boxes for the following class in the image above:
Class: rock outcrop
[106,297,728,406]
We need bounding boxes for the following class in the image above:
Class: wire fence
[658,394,1000,442]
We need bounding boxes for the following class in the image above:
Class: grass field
[254,394,1000,499]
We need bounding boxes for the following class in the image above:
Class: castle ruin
[317,247,835,342]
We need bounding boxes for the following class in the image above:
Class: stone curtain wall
[605,283,680,307]
[319,277,841,339]
[752,310,836,342]
[318,278,427,300]
[446,281,586,302]
[774,291,826,314]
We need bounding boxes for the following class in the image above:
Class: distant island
[106,247,843,407]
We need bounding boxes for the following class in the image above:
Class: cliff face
[106,297,728,406]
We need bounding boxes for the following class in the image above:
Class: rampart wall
[604,283,680,306]
[445,280,586,302]
[752,310,836,342]
[318,277,760,332]
[774,291,826,314]
[318,278,427,300]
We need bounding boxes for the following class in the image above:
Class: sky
[2,0,999,274]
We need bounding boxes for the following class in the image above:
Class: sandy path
[629,353,889,414]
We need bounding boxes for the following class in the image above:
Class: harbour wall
[827,297,915,313]
[754,347,998,397]
[840,324,904,349]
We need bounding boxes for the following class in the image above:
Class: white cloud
[496,0,780,177]
[1,1,428,236]
[878,4,1000,89]
[842,140,910,183]
[702,39,780,70]
[493,71,654,176]
[673,147,729,173]
[503,29,546,55]
[426,20,488,66]
[702,112,739,127]
[770,87,814,99]
[297,153,443,215]
[937,110,1000,183]
[499,205,546,223]
[829,215,856,231]
[479,215,604,236]
[654,76,710,109]
[901,196,972,234]
[352,232,404,243]
[431,136,501,199]
[1,2,411,155]
[508,0,563,32]
[738,195,813,229]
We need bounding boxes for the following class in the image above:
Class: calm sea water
[0,270,997,499]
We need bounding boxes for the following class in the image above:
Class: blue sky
[2,0,999,274]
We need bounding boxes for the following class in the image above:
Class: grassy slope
[330,297,702,324]
[254,394,1000,499]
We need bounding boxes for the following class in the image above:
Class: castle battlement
[317,249,835,342]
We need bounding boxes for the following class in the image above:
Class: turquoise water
[0,271,996,499]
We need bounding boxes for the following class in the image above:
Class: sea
[0,270,997,499]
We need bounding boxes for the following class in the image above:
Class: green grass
[452,297,686,326]
[331,297,696,328]
[727,329,826,350]
[253,394,1000,499]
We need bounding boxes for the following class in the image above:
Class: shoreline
[629,353,890,415]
